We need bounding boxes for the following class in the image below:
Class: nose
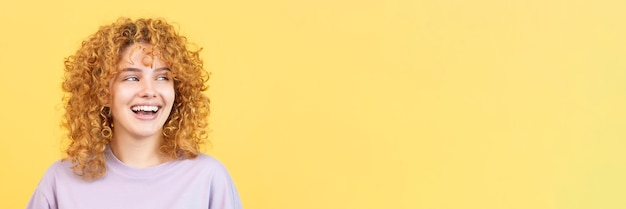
[139,80,157,98]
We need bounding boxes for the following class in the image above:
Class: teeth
[131,106,159,112]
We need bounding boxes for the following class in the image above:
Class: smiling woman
[26,18,242,209]
[110,43,176,162]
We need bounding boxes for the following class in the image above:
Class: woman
[27,18,242,209]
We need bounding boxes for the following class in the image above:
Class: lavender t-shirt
[27,149,242,209]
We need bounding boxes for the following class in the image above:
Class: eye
[157,76,170,81]
[124,76,139,81]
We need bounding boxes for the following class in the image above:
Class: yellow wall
[1,0,626,208]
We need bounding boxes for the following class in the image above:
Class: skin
[108,43,175,168]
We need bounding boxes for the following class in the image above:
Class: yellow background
[1,0,625,208]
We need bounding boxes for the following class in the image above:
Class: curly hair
[62,17,210,180]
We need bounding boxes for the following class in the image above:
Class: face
[109,43,175,141]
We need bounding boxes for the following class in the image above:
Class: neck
[109,134,172,168]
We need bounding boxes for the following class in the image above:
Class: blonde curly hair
[62,17,210,180]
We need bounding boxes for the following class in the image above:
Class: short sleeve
[26,189,52,209]
[26,161,62,209]
[208,164,242,209]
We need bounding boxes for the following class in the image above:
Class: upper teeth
[132,106,159,112]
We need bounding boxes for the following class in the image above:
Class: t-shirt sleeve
[26,162,60,209]
[208,163,243,209]
[26,189,53,209]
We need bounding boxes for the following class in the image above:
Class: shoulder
[191,155,242,208]
[194,154,226,166]
[40,159,77,183]
[184,153,230,172]
[36,159,81,189]
[177,154,235,180]
[28,159,79,208]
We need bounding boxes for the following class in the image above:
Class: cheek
[162,85,176,104]
[162,87,176,116]
[110,86,135,106]
[111,86,126,98]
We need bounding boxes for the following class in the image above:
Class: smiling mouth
[131,105,160,115]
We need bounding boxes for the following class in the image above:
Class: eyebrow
[120,67,171,72]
